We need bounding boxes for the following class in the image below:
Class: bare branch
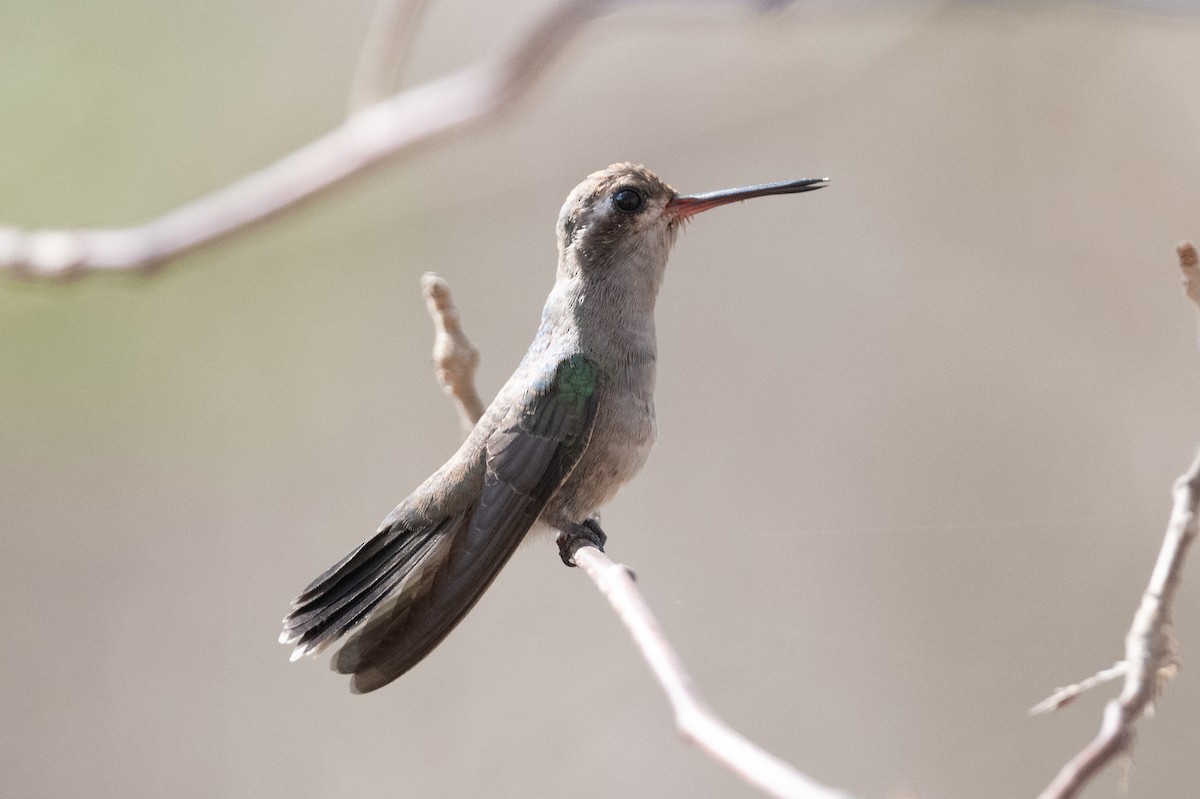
[422,274,859,799]
[0,0,623,280]
[1032,243,1200,797]
[421,272,484,436]
[1034,447,1199,799]
[348,0,433,113]
[571,543,860,799]
[1028,662,1126,715]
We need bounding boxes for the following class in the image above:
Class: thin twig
[421,272,484,436]
[421,274,859,799]
[1028,662,1127,715]
[1033,468,1197,794]
[571,543,859,799]
[348,0,432,113]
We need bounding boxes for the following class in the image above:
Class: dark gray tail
[280,516,456,663]
[281,505,533,693]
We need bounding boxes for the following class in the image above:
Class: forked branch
[1030,242,1200,799]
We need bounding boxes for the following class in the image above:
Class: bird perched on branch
[280,163,827,693]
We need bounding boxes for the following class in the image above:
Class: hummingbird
[280,163,827,693]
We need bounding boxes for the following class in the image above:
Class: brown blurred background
[3,1,1200,797]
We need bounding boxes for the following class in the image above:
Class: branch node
[1035,444,1200,799]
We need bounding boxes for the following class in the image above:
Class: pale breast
[545,358,657,523]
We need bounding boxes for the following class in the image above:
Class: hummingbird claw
[556,518,607,567]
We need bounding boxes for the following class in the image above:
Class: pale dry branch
[2,0,780,281]
[348,0,432,113]
[421,274,859,799]
[569,543,859,799]
[1034,446,1199,799]
[421,272,484,437]
[1030,244,1200,798]
[1028,662,1126,715]
[0,0,604,279]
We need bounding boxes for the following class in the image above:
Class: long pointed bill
[666,177,829,220]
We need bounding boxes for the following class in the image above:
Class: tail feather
[330,561,441,686]
[286,527,439,622]
[330,540,483,694]
[330,503,537,693]
[291,525,409,608]
[280,517,454,658]
[285,549,416,657]
[283,555,400,631]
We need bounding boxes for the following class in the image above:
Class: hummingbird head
[555,163,828,300]
[555,163,678,267]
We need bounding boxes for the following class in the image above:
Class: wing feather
[328,354,600,692]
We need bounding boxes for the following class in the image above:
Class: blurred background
[3,1,1200,797]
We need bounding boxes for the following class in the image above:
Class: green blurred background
[3,2,1200,797]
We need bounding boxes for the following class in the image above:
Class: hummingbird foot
[555,518,607,567]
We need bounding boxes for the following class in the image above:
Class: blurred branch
[0,0,782,281]
[348,0,432,112]
[1178,240,1200,351]
[1032,242,1200,799]
[421,274,858,799]
[1,0,601,280]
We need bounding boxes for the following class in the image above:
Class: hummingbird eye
[611,188,643,214]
